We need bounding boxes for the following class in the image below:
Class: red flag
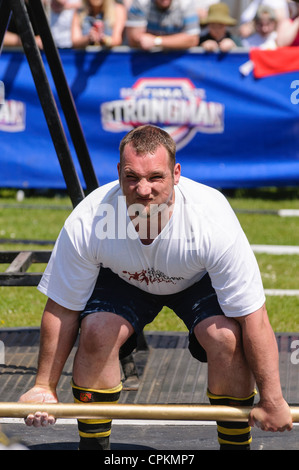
[250,47,299,78]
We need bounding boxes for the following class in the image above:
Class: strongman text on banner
[0,49,299,189]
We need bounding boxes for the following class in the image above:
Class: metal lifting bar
[0,403,299,422]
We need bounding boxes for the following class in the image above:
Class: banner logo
[101,78,224,149]
[0,81,26,132]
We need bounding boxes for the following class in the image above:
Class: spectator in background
[3,25,25,48]
[126,0,200,50]
[277,1,299,46]
[194,0,220,22]
[50,0,82,48]
[239,0,289,39]
[199,3,242,52]
[242,6,278,49]
[3,0,44,48]
[71,0,126,48]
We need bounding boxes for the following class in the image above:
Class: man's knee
[79,312,134,356]
[194,315,242,358]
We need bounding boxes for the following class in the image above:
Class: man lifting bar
[19,125,292,450]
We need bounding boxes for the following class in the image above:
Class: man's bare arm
[19,298,80,426]
[236,305,292,431]
[126,26,199,49]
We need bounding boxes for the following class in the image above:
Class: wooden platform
[1,328,299,405]
[1,328,299,450]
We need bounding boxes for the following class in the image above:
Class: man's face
[155,0,172,11]
[118,143,181,218]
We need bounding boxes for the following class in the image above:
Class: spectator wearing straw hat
[199,3,242,52]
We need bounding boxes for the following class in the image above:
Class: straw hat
[201,3,237,26]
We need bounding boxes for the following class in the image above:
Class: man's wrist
[154,36,163,46]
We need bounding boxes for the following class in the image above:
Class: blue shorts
[80,268,224,362]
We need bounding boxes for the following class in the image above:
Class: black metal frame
[1,0,99,206]
[0,0,95,285]
[0,0,146,387]
[0,250,50,286]
[0,0,95,283]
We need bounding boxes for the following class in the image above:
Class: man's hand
[139,33,158,50]
[18,386,58,427]
[249,398,293,432]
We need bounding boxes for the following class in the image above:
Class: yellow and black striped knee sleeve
[72,380,122,450]
[207,389,256,450]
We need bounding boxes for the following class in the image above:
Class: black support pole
[9,0,85,208]
[28,0,99,194]
[0,0,12,55]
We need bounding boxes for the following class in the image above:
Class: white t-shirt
[50,8,75,49]
[38,177,265,317]
[126,0,200,36]
[242,31,277,49]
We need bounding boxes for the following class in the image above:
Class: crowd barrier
[0,47,299,189]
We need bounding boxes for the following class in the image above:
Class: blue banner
[1,48,299,189]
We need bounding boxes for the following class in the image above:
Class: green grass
[0,189,299,332]
[0,194,72,327]
[265,296,299,333]
[0,197,71,243]
[256,254,299,290]
[0,286,45,328]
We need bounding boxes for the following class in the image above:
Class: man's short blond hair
[119,125,176,169]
